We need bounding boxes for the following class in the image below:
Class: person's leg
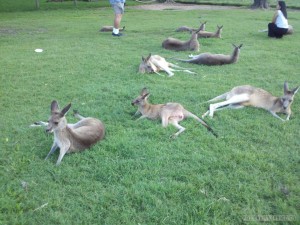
[112,2,124,36]
[268,23,276,37]
[275,28,288,38]
[113,14,123,33]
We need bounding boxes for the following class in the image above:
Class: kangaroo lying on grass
[138,53,196,77]
[162,27,201,52]
[131,88,217,138]
[100,26,125,32]
[175,21,206,32]
[202,82,299,121]
[197,25,223,38]
[31,100,105,165]
[176,44,242,66]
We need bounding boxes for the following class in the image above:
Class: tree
[251,0,269,9]
[35,0,39,9]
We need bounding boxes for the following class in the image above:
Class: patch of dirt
[129,3,241,11]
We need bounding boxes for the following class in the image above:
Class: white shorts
[112,2,124,14]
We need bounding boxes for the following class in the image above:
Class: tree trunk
[35,0,40,9]
[251,0,269,9]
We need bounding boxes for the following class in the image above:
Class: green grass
[0,4,299,225]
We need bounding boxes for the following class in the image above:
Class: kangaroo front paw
[169,134,178,139]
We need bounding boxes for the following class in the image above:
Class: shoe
[112,32,123,37]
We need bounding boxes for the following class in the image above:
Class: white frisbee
[35,49,43,53]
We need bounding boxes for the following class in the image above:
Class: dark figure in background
[268,1,288,38]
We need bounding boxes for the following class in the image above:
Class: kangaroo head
[46,100,71,133]
[131,88,150,106]
[281,82,300,110]
[138,53,155,74]
[232,43,243,54]
[217,25,223,31]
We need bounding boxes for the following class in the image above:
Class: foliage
[0,5,299,225]
[177,0,300,8]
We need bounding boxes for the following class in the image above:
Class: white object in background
[35,49,43,53]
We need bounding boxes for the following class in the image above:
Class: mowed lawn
[0,3,299,225]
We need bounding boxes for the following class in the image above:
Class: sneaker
[112,32,123,37]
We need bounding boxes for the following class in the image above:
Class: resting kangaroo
[32,101,105,165]
[138,53,196,77]
[162,27,201,52]
[197,25,223,38]
[202,82,299,121]
[176,44,243,66]
[131,88,217,138]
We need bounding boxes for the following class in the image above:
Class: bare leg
[114,14,122,30]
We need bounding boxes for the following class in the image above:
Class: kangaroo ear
[146,53,152,61]
[232,43,237,48]
[239,44,243,48]
[61,103,71,116]
[284,81,289,94]
[51,100,59,112]
[141,87,148,96]
[142,93,150,99]
[292,86,300,95]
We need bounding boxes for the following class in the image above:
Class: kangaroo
[162,27,201,52]
[175,21,206,32]
[131,88,217,138]
[32,100,105,165]
[202,82,299,121]
[176,44,243,66]
[197,25,223,38]
[100,26,125,32]
[138,53,196,77]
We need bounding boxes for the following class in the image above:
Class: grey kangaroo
[131,88,217,138]
[33,100,105,165]
[176,44,242,66]
[202,82,299,121]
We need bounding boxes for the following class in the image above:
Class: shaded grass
[0,6,300,225]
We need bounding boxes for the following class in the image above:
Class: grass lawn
[0,3,299,225]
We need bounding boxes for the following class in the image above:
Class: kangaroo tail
[186,111,218,138]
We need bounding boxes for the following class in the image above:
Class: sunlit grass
[0,5,299,225]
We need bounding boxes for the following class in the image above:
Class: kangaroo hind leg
[206,94,249,118]
[169,119,185,139]
[73,110,86,120]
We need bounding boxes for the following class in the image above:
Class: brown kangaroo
[131,88,217,138]
[33,100,105,165]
